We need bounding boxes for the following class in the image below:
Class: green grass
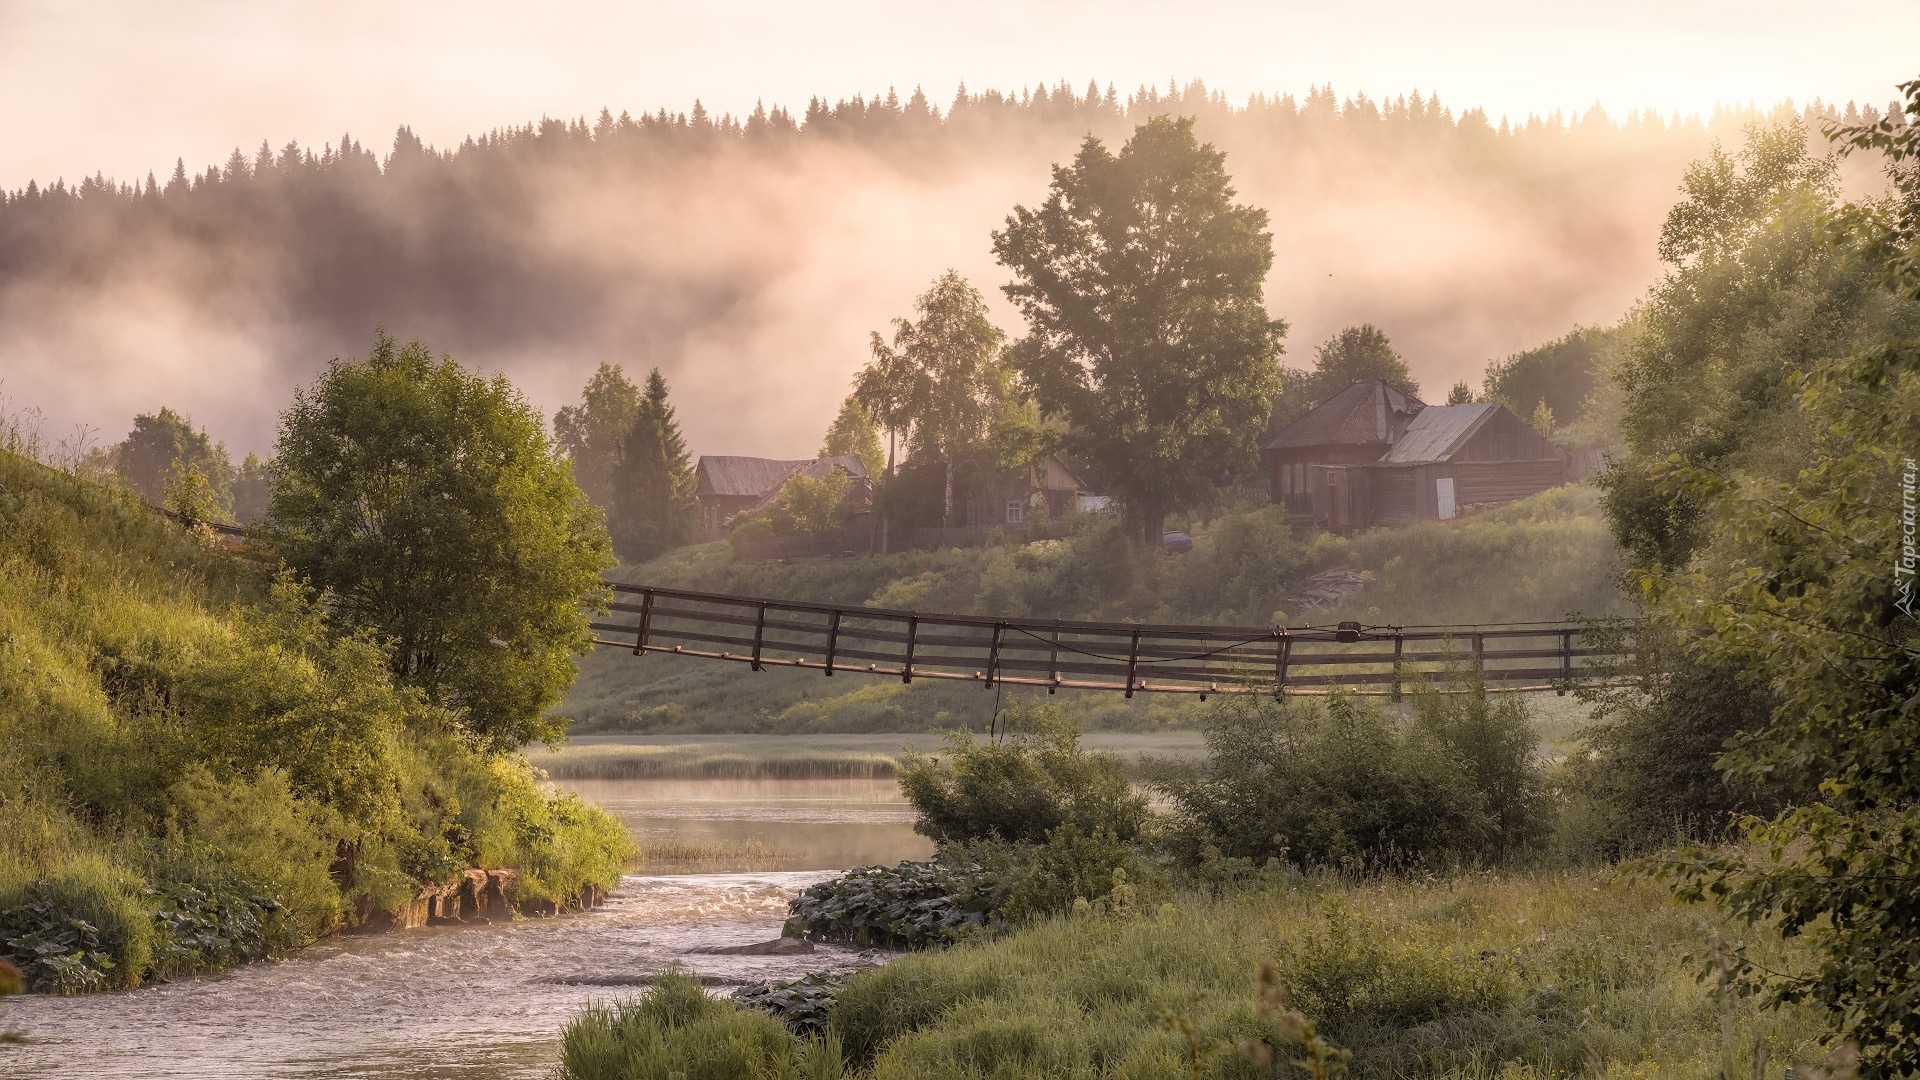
[562,487,1629,735]
[0,448,634,989]
[567,866,1829,1079]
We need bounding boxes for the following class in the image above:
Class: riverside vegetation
[557,695,1829,1080]
[556,87,1920,1078]
[0,339,634,993]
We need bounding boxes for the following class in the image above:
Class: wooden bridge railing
[590,583,1634,698]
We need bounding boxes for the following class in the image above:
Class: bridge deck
[591,583,1634,698]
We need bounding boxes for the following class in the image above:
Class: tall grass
[558,868,1826,1079]
[0,448,635,990]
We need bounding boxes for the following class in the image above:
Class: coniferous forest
[2,81,1887,452]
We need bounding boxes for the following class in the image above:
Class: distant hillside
[561,484,1627,733]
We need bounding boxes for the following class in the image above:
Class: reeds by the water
[536,742,906,781]
[632,836,783,870]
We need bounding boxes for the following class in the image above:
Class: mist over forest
[0,80,1886,455]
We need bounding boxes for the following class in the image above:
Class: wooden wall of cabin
[1379,459,1567,521]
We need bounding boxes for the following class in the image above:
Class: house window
[1005,499,1025,525]
[1280,464,1291,495]
[1294,463,1306,493]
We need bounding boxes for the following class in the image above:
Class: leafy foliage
[0,444,632,993]
[897,700,1148,844]
[733,972,845,1037]
[1273,324,1419,429]
[269,330,613,748]
[782,860,1008,949]
[111,406,234,516]
[554,362,644,512]
[819,394,885,482]
[861,271,1012,526]
[1481,325,1622,431]
[995,114,1284,544]
[0,882,122,994]
[1646,337,1920,1076]
[1153,687,1548,870]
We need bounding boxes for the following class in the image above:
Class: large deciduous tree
[865,271,1009,526]
[993,115,1284,545]
[114,406,235,518]
[553,363,644,511]
[268,331,612,750]
[819,393,886,481]
[1645,82,1920,1076]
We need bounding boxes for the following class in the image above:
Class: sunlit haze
[2,0,1916,456]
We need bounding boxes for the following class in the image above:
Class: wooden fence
[590,583,1634,698]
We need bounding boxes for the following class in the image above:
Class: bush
[164,765,342,940]
[1153,691,1546,870]
[557,970,844,1080]
[1558,622,1789,854]
[897,700,1148,845]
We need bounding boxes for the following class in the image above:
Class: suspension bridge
[588,582,1634,699]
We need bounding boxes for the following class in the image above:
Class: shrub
[164,765,342,940]
[1152,693,1520,870]
[897,700,1147,845]
[557,970,844,1080]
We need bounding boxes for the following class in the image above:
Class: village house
[1259,379,1568,529]
[694,454,871,540]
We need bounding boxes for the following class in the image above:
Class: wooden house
[1260,381,1568,529]
[1260,380,1424,521]
[695,454,871,540]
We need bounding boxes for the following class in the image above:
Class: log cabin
[1259,380,1568,529]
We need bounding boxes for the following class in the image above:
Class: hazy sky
[3,0,1916,189]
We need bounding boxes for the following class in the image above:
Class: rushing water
[0,778,932,1078]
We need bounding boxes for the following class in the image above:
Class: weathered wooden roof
[1378,404,1499,464]
[696,456,815,498]
[1261,380,1426,451]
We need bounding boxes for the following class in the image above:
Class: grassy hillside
[561,485,1628,733]
[0,449,632,992]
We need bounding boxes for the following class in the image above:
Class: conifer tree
[608,368,697,562]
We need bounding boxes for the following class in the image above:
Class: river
[0,777,931,1078]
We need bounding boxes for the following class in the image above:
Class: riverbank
[0,871,868,1078]
[561,864,1829,1079]
[0,450,633,993]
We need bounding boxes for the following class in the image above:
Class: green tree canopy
[819,392,885,480]
[1599,119,1919,570]
[608,368,697,562]
[114,407,234,517]
[865,271,1010,526]
[553,363,643,510]
[1481,325,1621,429]
[268,331,612,749]
[1628,83,1920,1075]
[993,115,1284,544]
